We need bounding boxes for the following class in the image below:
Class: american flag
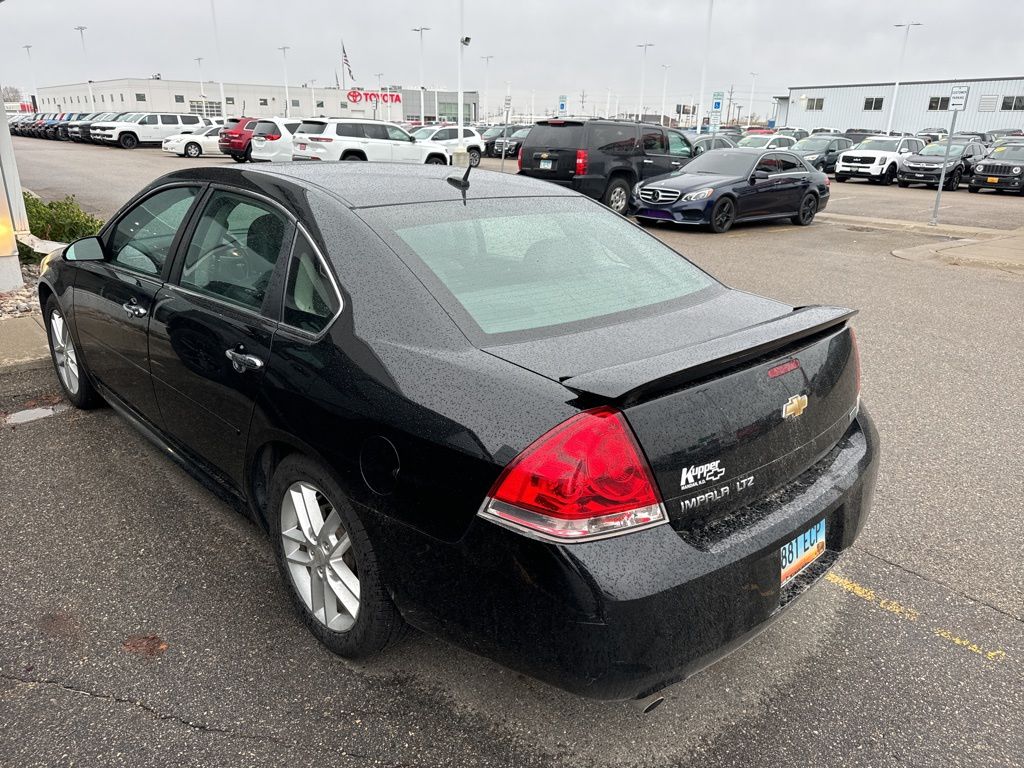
[342,42,355,82]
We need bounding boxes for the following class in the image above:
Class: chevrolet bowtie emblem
[782,394,808,419]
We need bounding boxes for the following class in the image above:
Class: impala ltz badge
[681,460,726,491]
[782,394,809,419]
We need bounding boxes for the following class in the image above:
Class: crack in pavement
[856,546,1024,625]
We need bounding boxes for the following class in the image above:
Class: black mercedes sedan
[630,148,830,233]
[39,163,877,705]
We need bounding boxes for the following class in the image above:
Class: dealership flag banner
[342,42,355,89]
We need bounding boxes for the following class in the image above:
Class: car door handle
[121,300,147,318]
[642,159,654,164]
[670,161,682,166]
[225,348,264,373]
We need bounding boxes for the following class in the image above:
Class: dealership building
[34,78,479,123]
[775,76,1024,133]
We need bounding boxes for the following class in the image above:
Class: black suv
[518,119,697,213]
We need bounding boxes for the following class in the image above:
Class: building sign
[949,85,970,111]
[347,90,402,104]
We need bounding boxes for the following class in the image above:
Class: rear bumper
[969,174,1023,191]
[378,407,879,701]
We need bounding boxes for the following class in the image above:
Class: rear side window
[587,123,637,154]
[362,124,389,140]
[243,121,257,131]
[367,198,715,337]
[285,122,300,134]
[297,121,327,135]
[283,234,340,333]
[336,123,361,137]
[181,115,200,125]
[180,191,291,312]
[524,123,585,149]
[160,115,179,125]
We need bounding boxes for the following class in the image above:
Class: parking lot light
[747,72,757,128]
[886,22,923,134]
[412,27,431,123]
[73,26,95,111]
[278,46,291,118]
[660,65,671,126]
[636,43,654,121]
[696,0,714,132]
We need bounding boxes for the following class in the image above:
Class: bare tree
[1,85,23,102]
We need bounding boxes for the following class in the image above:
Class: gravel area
[0,263,40,319]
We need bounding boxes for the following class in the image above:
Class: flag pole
[341,39,347,91]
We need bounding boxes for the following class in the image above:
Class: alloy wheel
[280,481,360,632]
[713,199,735,232]
[608,186,628,213]
[49,310,80,395]
[801,195,818,224]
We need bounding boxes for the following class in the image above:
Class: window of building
[135,93,147,102]
[100,95,104,102]
[174,94,185,103]
[804,97,824,111]
[226,96,235,105]
[291,99,299,107]
[259,98,268,106]
[120,93,125,102]
[928,96,949,111]
[189,100,223,117]
[864,97,884,111]
[1001,96,1024,111]
[315,100,324,109]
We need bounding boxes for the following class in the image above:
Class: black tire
[708,197,736,233]
[43,296,103,410]
[835,175,848,183]
[232,153,248,163]
[468,148,481,167]
[118,132,139,150]
[968,186,980,193]
[425,155,447,165]
[268,454,404,658]
[880,165,896,186]
[342,153,366,161]
[791,193,818,226]
[184,142,202,158]
[945,168,962,191]
[897,180,910,188]
[602,177,632,214]
[244,145,252,162]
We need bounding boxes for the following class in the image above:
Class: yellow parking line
[823,571,1009,663]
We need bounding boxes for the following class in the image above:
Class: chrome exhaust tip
[630,694,666,714]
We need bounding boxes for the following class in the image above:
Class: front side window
[140,115,158,125]
[642,128,668,153]
[777,154,804,172]
[928,97,950,111]
[386,125,412,141]
[108,187,198,276]
[283,234,340,333]
[434,128,457,141]
[180,192,291,312]
[756,154,783,175]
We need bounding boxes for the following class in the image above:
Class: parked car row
[9,110,223,147]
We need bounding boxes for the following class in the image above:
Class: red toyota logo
[347,90,362,103]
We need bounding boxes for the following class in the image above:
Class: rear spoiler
[561,306,857,403]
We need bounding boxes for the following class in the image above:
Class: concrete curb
[892,239,1024,274]
[0,315,50,372]
[817,212,1019,240]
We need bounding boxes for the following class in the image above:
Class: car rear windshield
[523,123,584,148]
[360,198,716,338]
[223,119,241,129]
[253,121,280,137]
[296,121,327,135]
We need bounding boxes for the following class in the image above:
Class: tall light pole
[659,64,671,126]
[278,46,290,117]
[480,55,493,122]
[455,0,468,164]
[309,78,317,116]
[887,22,922,134]
[195,57,205,99]
[746,71,757,127]
[412,26,431,124]
[697,0,714,131]
[636,42,654,120]
[209,1,227,117]
[73,26,95,110]
[374,73,384,119]
[22,45,37,109]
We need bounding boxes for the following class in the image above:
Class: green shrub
[22,192,104,243]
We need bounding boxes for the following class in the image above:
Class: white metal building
[34,78,478,123]
[775,76,1024,134]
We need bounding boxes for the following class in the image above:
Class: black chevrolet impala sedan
[38,163,878,703]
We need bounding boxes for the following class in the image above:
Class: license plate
[780,519,826,586]
[539,159,553,170]
[915,173,926,178]
[298,143,307,150]
[988,177,999,184]
[856,168,871,173]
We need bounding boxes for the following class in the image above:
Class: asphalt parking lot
[2,139,1023,767]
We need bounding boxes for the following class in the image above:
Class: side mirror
[64,236,105,262]
[899,148,910,154]
[752,170,770,181]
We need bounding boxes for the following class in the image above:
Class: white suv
[292,119,450,164]
[410,125,483,166]
[250,117,302,163]
[834,135,926,185]
[91,112,209,149]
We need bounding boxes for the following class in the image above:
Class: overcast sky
[3,0,1024,119]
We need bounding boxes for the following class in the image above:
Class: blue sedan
[630,147,830,233]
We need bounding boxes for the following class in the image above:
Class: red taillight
[309,136,334,142]
[481,407,666,540]
[264,133,281,141]
[575,149,588,176]
[517,146,523,171]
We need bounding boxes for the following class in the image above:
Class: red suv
[219,117,258,162]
